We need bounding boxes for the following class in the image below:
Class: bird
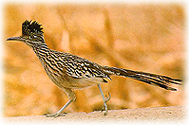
[6,20,182,117]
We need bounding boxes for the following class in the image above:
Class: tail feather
[102,66,182,91]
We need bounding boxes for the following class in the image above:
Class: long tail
[102,66,182,91]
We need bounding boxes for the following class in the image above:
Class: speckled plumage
[33,44,111,89]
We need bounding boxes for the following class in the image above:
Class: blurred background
[4,3,185,117]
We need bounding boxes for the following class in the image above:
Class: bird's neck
[31,43,50,58]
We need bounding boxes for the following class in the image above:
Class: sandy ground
[3,106,186,124]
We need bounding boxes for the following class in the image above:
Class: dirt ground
[3,106,185,124]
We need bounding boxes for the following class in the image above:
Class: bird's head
[6,20,45,46]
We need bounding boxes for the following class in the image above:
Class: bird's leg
[45,88,76,118]
[45,100,73,117]
[97,84,110,116]
[105,92,111,103]
[101,92,111,113]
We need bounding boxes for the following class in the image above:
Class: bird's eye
[33,35,37,38]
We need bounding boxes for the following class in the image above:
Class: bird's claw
[44,112,67,118]
[101,92,111,115]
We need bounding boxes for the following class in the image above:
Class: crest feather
[22,20,44,36]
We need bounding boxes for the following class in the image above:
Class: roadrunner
[7,20,182,117]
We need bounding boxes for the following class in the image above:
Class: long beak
[6,36,23,42]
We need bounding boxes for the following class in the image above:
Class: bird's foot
[44,112,67,118]
[101,92,111,116]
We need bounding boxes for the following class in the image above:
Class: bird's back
[33,45,111,89]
